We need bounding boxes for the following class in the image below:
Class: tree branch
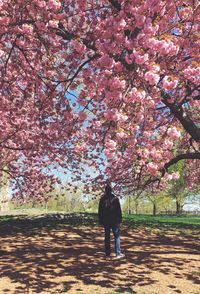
[107,0,121,11]
[161,92,200,142]
[162,152,200,175]
[66,54,99,91]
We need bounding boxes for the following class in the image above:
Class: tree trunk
[128,196,131,214]
[176,200,181,214]
[32,200,36,208]
[135,203,138,214]
[153,203,157,216]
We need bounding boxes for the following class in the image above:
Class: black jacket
[98,194,122,226]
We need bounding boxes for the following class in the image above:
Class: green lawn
[123,213,200,225]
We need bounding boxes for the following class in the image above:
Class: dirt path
[0,220,200,294]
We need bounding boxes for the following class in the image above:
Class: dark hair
[105,184,112,197]
[103,184,114,207]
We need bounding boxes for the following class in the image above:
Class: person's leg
[104,225,111,256]
[112,226,121,256]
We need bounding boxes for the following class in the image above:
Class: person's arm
[116,198,122,224]
[98,199,104,226]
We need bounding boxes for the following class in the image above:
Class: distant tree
[0,171,10,212]
[47,186,85,212]
[168,161,191,214]
[123,193,142,214]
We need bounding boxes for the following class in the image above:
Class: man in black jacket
[98,183,124,259]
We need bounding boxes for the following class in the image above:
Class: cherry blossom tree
[0,0,199,200]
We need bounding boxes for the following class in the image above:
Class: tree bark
[135,202,138,214]
[162,95,200,142]
[153,203,157,216]
[176,200,181,215]
[128,195,131,214]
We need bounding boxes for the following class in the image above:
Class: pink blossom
[22,24,33,34]
[163,151,172,159]
[79,112,87,121]
[113,112,122,121]
[72,40,86,54]
[75,144,87,153]
[169,44,179,56]
[47,0,61,10]
[109,77,126,90]
[144,71,160,85]
[167,127,181,139]
[0,49,4,58]
[142,148,150,158]
[183,67,200,80]
[105,70,112,77]
[162,76,178,91]
[114,62,123,72]
[125,55,133,65]
[144,131,154,138]
[116,19,126,30]
[125,39,133,50]
[104,110,114,120]
[144,23,159,35]
[105,150,115,159]
[104,110,127,122]
[135,15,146,28]
[165,173,173,181]
[105,139,117,150]
[149,39,179,56]
[134,52,149,64]
[113,110,127,121]
[36,22,47,30]
[93,121,101,128]
[126,88,145,102]
[146,96,155,107]
[179,7,192,19]
[171,172,180,180]
[150,150,162,161]
[147,162,158,176]
[148,64,160,73]
[156,40,170,55]
[98,55,114,69]
[0,17,10,25]
[163,139,174,149]
[48,20,59,28]
[116,132,127,139]
[36,0,46,8]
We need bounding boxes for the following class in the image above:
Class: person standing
[98,183,124,259]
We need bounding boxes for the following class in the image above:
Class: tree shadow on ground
[0,213,200,293]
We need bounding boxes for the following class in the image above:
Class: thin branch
[0,129,19,145]
[0,168,24,198]
[66,54,99,91]
[0,145,32,151]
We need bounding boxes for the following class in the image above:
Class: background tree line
[10,185,199,216]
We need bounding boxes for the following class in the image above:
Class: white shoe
[116,253,125,259]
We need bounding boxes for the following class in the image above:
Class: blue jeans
[104,225,121,256]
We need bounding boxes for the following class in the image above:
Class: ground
[0,212,200,294]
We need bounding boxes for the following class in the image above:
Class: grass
[124,214,200,226]
[122,214,200,237]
